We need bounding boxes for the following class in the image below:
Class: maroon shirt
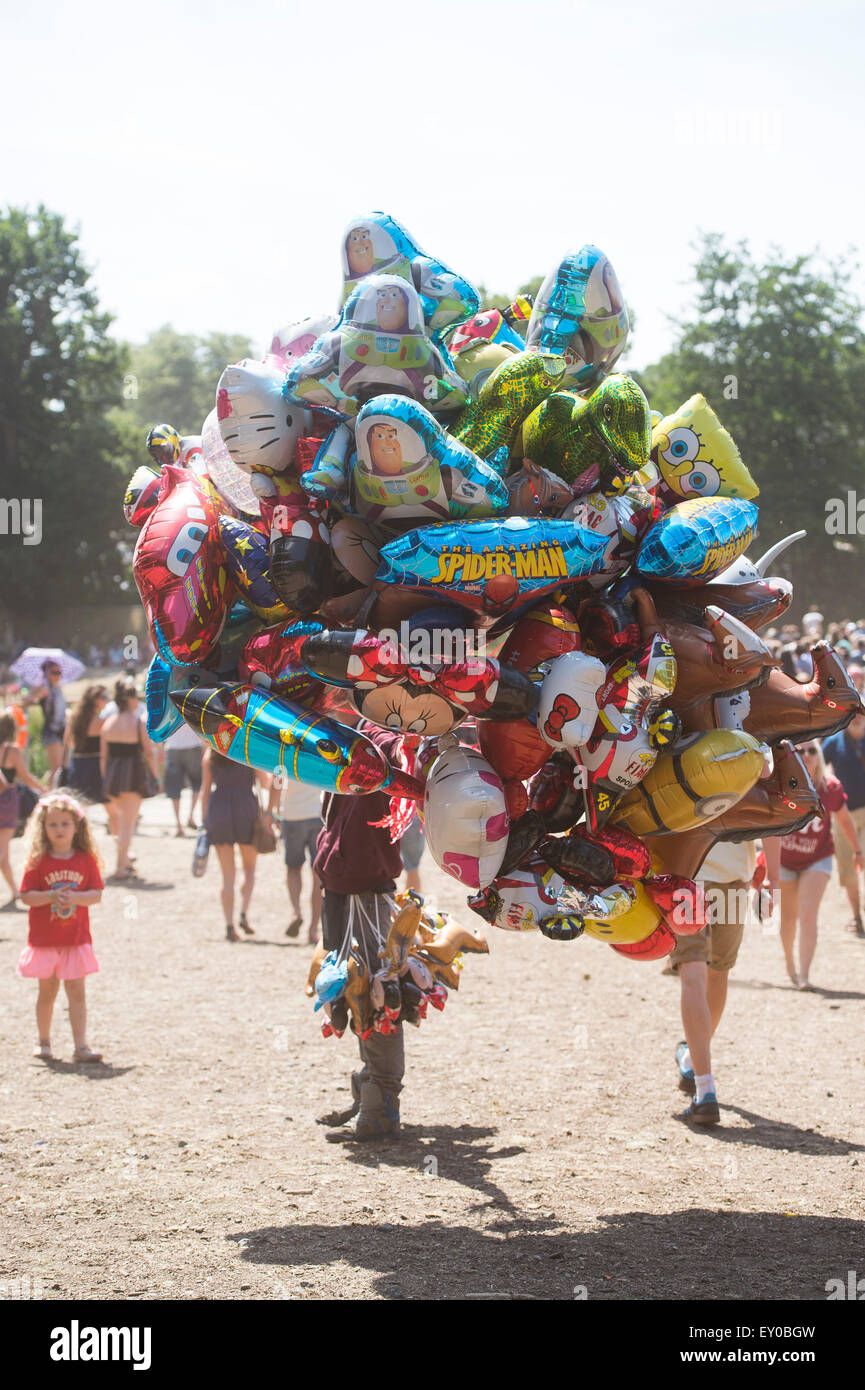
[780,776,845,870]
[313,724,404,893]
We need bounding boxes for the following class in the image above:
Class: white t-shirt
[279,779,323,822]
[166,722,204,752]
[698,839,756,884]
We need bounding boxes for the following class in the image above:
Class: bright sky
[4,0,864,371]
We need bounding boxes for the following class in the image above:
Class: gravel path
[2,798,863,1301]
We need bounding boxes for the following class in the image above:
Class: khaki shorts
[670,879,749,973]
[833,805,865,891]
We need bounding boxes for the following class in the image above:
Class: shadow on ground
[230,1205,861,1300]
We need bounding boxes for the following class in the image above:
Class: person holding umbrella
[12,649,85,784]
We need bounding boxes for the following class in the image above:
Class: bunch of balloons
[127,211,864,1024]
[305,892,489,1041]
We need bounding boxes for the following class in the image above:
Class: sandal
[73,1047,103,1063]
[285,916,302,939]
[238,912,255,936]
[33,1043,53,1060]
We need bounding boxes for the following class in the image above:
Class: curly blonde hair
[24,792,103,871]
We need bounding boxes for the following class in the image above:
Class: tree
[636,235,865,617]
[122,326,254,440]
[0,205,136,628]
[477,275,544,315]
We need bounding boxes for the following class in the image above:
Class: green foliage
[0,205,136,624]
[477,275,544,315]
[122,325,254,439]
[638,234,865,615]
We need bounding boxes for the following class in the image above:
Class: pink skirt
[17,944,100,980]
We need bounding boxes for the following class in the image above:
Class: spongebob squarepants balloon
[301,395,508,529]
[526,246,629,393]
[285,276,467,418]
[341,212,479,336]
[651,395,759,502]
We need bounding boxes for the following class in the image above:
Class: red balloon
[566,823,651,880]
[643,875,706,934]
[611,922,676,962]
[479,605,580,784]
[133,465,230,665]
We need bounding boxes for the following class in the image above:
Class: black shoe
[226,924,238,942]
[855,919,865,940]
[238,912,255,936]
[675,1041,696,1094]
[682,1093,720,1126]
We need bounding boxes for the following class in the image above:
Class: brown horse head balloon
[505,458,574,517]
[664,606,780,732]
[742,643,863,745]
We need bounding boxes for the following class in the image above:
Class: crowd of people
[2,607,864,1138]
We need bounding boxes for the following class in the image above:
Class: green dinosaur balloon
[519,373,652,491]
[450,350,565,470]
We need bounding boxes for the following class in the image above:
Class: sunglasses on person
[801,746,819,756]
[47,668,61,677]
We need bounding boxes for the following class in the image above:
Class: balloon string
[336,896,355,967]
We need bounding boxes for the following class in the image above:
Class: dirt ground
[1,793,864,1302]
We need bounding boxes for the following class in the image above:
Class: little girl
[17,792,104,1062]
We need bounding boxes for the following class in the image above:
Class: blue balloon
[284,276,467,417]
[301,394,508,529]
[526,246,629,392]
[340,212,479,337]
[635,497,760,584]
[376,517,609,617]
[219,516,288,622]
[314,951,349,1009]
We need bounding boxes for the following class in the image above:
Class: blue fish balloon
[169,682,391,794]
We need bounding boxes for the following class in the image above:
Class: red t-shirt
[780,777,846,871]
[21,851,104,947]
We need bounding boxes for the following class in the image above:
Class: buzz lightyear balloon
[340,212,479,335]
[526,246,629,392]
[301,395,508,528]
[286,276,467,417]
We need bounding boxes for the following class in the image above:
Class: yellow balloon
[651,394,759,501]
[610,729,764,836]
[583,883,660,943]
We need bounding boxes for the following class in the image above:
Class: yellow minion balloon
[651,394,759,501]
[609,729,764,837]
[582,883,661,944]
